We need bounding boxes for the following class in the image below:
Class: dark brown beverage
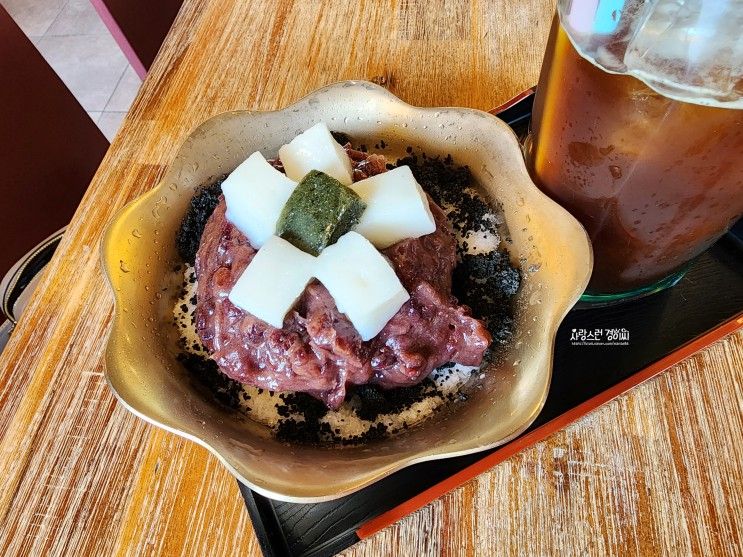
[527,18,743,296]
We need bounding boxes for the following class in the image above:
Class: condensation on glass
[527,0,743,300]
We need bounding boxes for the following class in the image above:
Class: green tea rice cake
[277,170,366,256]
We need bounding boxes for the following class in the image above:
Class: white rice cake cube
[349,165,436,248]
[278,122,353,185]
[315,231,409,341]
[222,151,297,248]
[228,235,316,328]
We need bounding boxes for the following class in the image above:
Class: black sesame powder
[177,352,242,410]
[175,176,225,264]
[330,131,351,146]
[394,154,498,255]
[394,153,520,343]
[349,380,439,422]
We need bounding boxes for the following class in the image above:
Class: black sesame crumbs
[395,152,520,344]
[395,154,497,254]
[349,380,439,422]
[175,176,225,264]
[177,352,242,410]
[330,131,351,146]
[453,251,520,344]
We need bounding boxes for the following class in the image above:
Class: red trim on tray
[356,312,743,539]
[489,87,536,115]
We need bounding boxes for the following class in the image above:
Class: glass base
[578,267,689,308]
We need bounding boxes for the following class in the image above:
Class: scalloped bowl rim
[101,80,592,502]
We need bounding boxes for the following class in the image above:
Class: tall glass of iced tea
[526,0,743,302]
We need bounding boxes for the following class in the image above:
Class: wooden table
[1,1,742,555]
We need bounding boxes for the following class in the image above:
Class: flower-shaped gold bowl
[102,81,591,502]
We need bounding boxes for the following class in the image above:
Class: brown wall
[98,0,183,72]
[0,5,109,281]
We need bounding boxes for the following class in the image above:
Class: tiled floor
[2,0,142,141]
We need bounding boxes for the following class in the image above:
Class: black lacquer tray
[238,89,743,557]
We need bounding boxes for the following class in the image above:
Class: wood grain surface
[0,0,741,555]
